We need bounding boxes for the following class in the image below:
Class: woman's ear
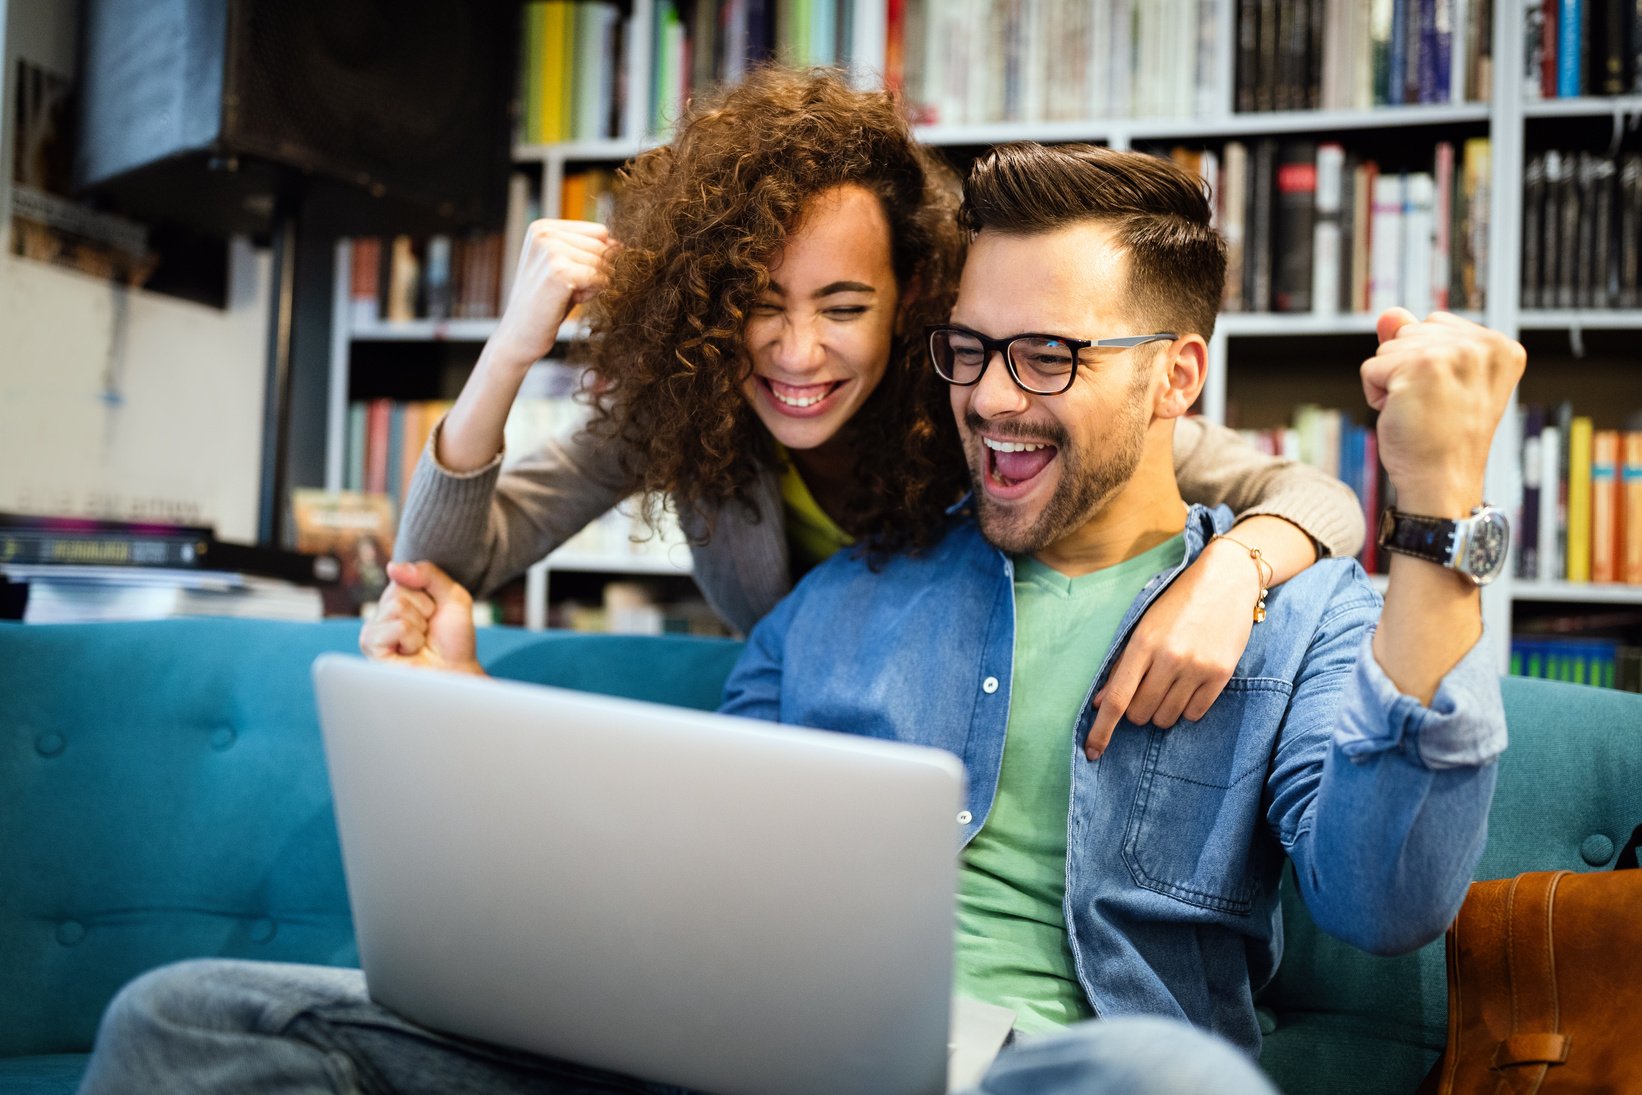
[895,276,923,334]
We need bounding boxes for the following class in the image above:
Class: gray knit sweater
[395,414,1366,636]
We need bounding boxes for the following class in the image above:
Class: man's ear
[1154,335,1208,420]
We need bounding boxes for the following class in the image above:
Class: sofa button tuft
[56,920,86,946]
[1580,834,1615,866]
[957,810,973,825]
[249,918,277,944]
[35,732,66,757]
[210,726,237,751]
[1256,1008,1278,1036]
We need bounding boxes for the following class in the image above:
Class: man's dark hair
[959,142,1227,339]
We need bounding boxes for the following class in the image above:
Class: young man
[75,144,1521,1094]
[719,141,1519,1052]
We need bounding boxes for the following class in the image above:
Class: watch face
[1465,510,1510,583]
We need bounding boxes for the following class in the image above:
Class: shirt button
[981,676,999,694]
[957,810,973,825]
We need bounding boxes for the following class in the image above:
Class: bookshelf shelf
[513,137,657,164]
[915,105,1492,151]
[1217,312,1485,338]
[1521,96,1642,120]
[1512,581,1642,605]
[350,318,588,344]
[1126,104,1492,142]
[1517,311,1642,331]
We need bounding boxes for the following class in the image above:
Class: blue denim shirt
[719,504,1506,1057]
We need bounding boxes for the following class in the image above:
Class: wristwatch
[1376,504,1510,586]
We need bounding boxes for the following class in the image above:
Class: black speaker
[72,0,519,236]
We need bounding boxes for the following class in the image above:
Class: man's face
[948,222,1158,556]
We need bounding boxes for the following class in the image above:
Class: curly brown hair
[580,66,967,556]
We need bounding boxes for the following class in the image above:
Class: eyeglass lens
[930,329,1076,393]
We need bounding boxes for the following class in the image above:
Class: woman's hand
[1085,516,1318,760]
[487,219,617,368]
[358,561,485,677]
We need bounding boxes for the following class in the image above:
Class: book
[1624,431,1642,584]
[1539,422,1563,581]
[1432,141,1454,310]
[1247,139,1277,312]
[0,512,211,570]
[0,513,339,588]
[1222,141,1249,312]
[1402,171,1437,315]
[1273,141,1318,313]
[13,568,324,624]
[290,490,398,617]
[1307,141,1346,311]
[1557,0,1584,96]
[1591,429,1620,583]
[1567,415,1594,582]
[1368,171,1405,312]
[1518,404,1545,579]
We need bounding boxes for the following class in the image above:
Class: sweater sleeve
[393,415,635,599]
[1171,415,1367,558]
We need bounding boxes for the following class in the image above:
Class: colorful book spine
[1566,415,1594,582]
[1590,429,1620,583]
[1624,431,1642,584]
[1556,0,1583,96]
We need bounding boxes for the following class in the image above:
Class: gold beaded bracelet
[1212,533,1275,624]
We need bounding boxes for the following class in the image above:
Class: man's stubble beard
[965,367,1152,556]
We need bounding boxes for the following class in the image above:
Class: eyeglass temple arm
[1091,333,1178,347]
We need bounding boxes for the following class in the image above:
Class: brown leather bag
[1419,844,1642,1094]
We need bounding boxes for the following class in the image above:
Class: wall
[0,0,271,541]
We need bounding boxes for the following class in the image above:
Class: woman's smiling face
[740,184,902,452]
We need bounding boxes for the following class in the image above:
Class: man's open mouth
[984,436,1057,491]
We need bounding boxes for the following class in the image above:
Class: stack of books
[0,514,337,624]
[1516,405,1642,586]
[1195,137,1491,317]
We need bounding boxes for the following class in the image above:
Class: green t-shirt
[774,445,855,569]
[954,534,1187,1034]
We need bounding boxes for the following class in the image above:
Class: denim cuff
[1335,630,1507,770]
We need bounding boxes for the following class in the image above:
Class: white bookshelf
[325,0,1642,640]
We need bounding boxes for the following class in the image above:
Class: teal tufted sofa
[2,618,1638,1095]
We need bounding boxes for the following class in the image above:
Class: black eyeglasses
[926,324,1177,396]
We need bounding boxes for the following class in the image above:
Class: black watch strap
[1377,508,1455,566]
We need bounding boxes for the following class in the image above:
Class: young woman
[365,66,1364,735]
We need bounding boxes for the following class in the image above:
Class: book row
[651,0,853,133]
[1191,137,1490,316]
[520,1,628,145]
[1522,148,1642,310]
[1235,0,1493,114]
[1237,406,1388,573]
[1237,403,1642,588]
[1517,406,1642,585]
[344,387,687,569]
[348,233,512,327]
[1523,0,1642,98]
[895,0,1221,127]
[1510,635,1642,691]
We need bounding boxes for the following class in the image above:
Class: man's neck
[1029,430,1188,578]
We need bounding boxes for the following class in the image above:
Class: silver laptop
[312,655,991,1095]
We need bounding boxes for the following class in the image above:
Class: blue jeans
[76,960,1278,1095]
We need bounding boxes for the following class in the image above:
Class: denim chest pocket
[1120,680,1291,915]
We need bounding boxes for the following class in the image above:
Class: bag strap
[1616,824,1642,871]
[1491,871,1573,1094]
